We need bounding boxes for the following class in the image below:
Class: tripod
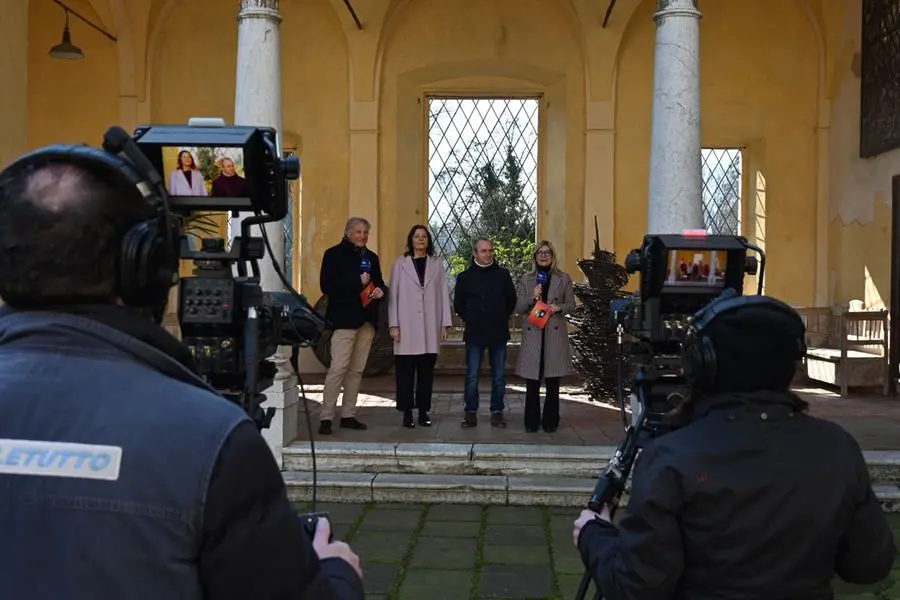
[573,319,653,600]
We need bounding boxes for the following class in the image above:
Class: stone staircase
[281,441,900,512]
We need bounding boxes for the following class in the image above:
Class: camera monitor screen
[162,145,249,207]
[664,249,728,287]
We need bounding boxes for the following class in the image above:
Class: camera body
[133,121,331,430]
[611,231,764,435]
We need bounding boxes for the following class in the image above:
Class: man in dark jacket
[317,217,387,435]
[0,149,365,600]
[573,293,896,599]
[453,238,517,428]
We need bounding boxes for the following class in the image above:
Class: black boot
[403,409,415,428]
[418,410,432,427]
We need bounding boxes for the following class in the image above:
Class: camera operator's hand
[533,285,542,301]
[361,273,371,286]
[572,506,613,548]
[313,518,363,580]
[390,327,400,342]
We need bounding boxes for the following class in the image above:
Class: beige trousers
[321,323,375,421]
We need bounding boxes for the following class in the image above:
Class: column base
[259,372,299,469]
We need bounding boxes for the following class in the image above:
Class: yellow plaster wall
[377,0,586,279]
[615,0,820,305]
[17,0,850,315]
[27,0,119,148]
[149,0,349,300]
[825,0,900,310]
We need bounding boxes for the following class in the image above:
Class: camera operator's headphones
[0,127,181,319]
[681,289,807,392]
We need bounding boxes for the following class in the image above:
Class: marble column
[233,0,298,466]
[646,0,704,234]
[0,0,29,169]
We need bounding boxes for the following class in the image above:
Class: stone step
[283,441,900,485]
[282,471,900,512]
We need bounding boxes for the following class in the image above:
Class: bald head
[21,164,95,213]
[0,158,149,307]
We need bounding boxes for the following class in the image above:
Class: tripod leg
[574,570,593,600]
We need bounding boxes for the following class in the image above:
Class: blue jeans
[464,342,507,414]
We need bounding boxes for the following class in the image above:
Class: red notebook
[360,282,376,307]
[527,300,552,329]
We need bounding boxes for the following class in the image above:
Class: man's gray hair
[344,217,371,235]
[472,237,493,250]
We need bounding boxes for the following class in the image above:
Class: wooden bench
[795,306,889,397]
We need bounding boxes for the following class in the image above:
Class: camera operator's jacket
[0,305,364,600]
[577,391,896,600]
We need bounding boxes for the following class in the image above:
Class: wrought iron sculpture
[311,293,395,377]
[565,218,632,403]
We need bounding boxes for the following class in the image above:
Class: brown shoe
[490,412,507,428]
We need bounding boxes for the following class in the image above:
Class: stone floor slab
[484,524,547,546]
[419,520,481,538]
[427,503,484,522]
[485,505,544,525]
[409,536,478,570]
[483,544,550,565]
[358,562,400,596]
[478,564,554,598]
[357,507,423,531]
[398,568,472,600]
[348,531,410,564]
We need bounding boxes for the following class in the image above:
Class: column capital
[655,0,701,20]
[238,0,281,21]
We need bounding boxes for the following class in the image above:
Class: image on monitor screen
[664,249,728,287]
[162,145,249,199]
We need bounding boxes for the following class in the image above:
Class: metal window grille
[701,148,742,236]
[426,97,540,296]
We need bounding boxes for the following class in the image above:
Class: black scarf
[0,302,198,375]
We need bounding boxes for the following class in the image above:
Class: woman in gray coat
[514,240,576,432]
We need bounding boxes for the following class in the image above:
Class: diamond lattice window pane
[427,98,541,297]
[701,148,742,236]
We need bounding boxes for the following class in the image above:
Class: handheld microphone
[360,257,372,274]
[536,269,549,285]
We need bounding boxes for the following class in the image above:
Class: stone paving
[295,374,900,450]
[296,501,900,600]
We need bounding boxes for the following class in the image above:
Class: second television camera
[573,230,765,600]
[611,231,765,436]
[133,120,331,431]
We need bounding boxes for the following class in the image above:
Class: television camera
[574,230,766,600]
[132,120,332,432]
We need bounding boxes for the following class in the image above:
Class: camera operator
[573,294,895,599]
[0,153,364,600]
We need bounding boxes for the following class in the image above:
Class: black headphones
[0,132,181,319]
[681,289,807,392]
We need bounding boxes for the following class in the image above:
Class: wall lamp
[49,0,117,60]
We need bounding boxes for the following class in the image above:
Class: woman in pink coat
[388,225,453,428]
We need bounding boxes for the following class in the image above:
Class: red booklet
[360,282,376,307]
[527,300,552,329]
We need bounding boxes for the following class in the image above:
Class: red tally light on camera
[682,229,708,238]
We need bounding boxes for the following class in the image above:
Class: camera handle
[574,322,647,600]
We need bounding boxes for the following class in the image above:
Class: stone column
[0,0,29,169]
[233,0,298,467]
[646,0,704,234]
